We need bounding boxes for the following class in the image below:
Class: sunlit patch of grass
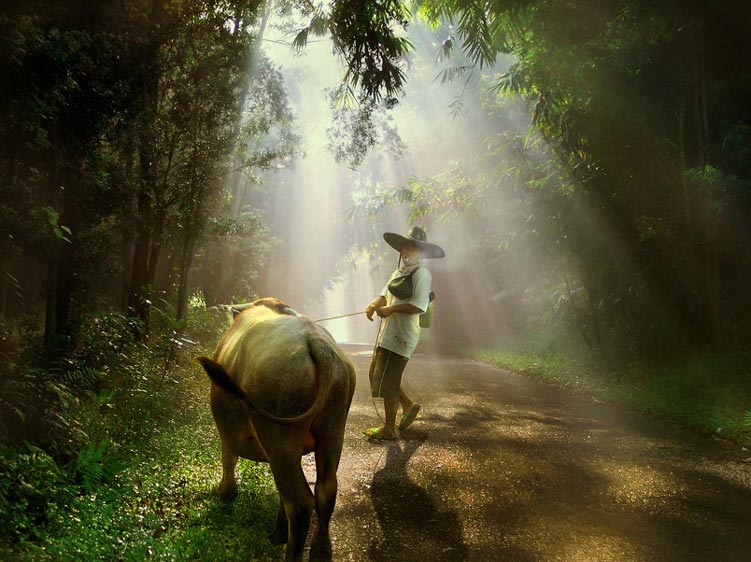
[473,344,751,447]
[0,303,290,560]
[2,347,283,562]
[6,423,282,562]
[473,349,605,393]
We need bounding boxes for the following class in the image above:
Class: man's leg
[398,387,421,431]
[383,397,399,435]
[399,388,414,413]
[365,348,407,439]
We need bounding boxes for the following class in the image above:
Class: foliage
[287,0,413,167]
[192,210,276,307]
[326,89,406,169]
[75,438,123,494]
[0,303,211,460]
[349,0,751,354]
[293,0,412,101]
[0,292,284,559]
[0,428,279,561]
[0,444,72,543]
[0,359,99,456]
[474,340,751,447]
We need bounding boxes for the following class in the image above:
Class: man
[363,226,445,440]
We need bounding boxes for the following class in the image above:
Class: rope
[372,316,388,425]
[313,311,366,323]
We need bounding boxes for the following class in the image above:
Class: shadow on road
[368,433,468,561]
[337,351,751,561]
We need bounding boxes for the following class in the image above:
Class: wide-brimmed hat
[383,226,445,259]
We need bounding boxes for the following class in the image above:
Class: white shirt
[376,264,431,358]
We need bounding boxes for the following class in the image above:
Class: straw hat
[383,226,445,259]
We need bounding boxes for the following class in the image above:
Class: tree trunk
[121,221,134,312]
[230,1,272,218]
[44,123,61,345]
[175,231,198,321]
[120,126,137,312]
[129,63,160,333]
[0,266,7,319]
[127,0,165,336]
[44,262,56,346]
[146,207,167,291]
[128,184,153,331]
[694,46,721,346]
[677,88,690,227]
[53,166,81,337]
[54,237,75,337]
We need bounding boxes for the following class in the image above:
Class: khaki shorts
[369,346,409,399]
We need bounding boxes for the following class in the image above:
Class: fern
[76,438,117,493]
[56,367,105,389]
[744,410,751,428]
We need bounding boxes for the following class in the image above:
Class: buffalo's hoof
[213,484,237,501]
[309,537,333,562]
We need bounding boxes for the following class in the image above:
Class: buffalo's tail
[196,356,248,401]
[195,336,346,424]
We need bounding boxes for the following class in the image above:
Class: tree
[352,0,751,352]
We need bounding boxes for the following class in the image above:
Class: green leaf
[292,28,309,50]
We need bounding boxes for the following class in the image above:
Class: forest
[1,0,750,560]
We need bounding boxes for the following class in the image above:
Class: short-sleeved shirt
[376,264,431,358]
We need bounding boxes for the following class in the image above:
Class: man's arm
[376,303,424,317]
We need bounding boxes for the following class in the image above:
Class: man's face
[401,243,423,264]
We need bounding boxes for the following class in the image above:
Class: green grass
[1,325,286,561]
[473,337,751,447]
[1,394,283,562]
[3,429,282,562]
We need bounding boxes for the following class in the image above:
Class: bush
[0,444,72,544]
[72,311,144,370]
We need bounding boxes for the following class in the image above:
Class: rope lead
[314,311,366,322]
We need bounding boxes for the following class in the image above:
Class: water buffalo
[196,298,356,562]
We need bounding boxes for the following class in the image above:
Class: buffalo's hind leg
[309,437,344,561]
[270,496,288,545]
[264,435,315,562]
[215,438,239,500]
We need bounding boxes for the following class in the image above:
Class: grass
[8,448,281,561]
[1,377,283,562]
[0,311,286,562]
[472,332,751,448]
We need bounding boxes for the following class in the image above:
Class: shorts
[369,346,409,399]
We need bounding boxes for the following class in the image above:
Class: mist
[242,20,536,351]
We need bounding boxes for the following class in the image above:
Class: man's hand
[376,306,394,318]
[366,296,387,321]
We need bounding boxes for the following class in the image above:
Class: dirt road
[310,345,751,562]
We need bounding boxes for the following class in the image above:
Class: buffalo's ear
[195,357,248,402]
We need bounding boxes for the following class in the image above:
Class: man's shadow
[368,434,467,561]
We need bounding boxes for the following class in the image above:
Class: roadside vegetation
[0,303,283,561]
[472,329,751,448]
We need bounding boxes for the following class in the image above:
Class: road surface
[300,344,751,562]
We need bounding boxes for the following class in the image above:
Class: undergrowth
[0,300,284,561]
[473,328,751,447]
